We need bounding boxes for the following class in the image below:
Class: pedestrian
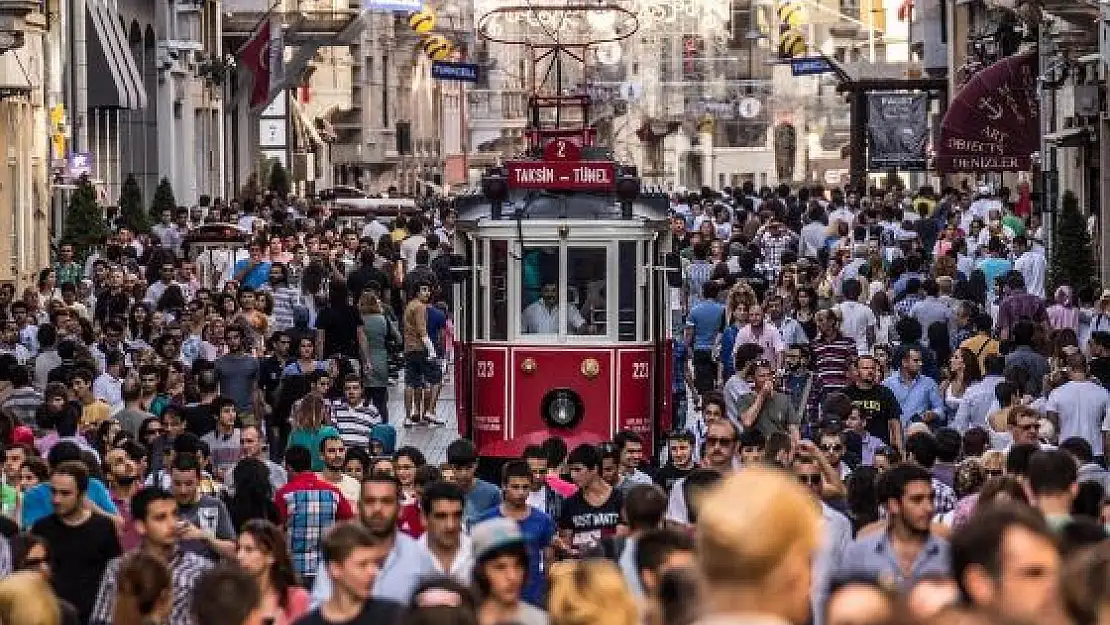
[295,524,405,625]
[192,563,264,625]
[274,445,354,585]
[235,520,310,625]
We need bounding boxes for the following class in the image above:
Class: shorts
[425,359,444,386]
[404,350,438,388]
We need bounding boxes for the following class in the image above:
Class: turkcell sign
[431,61,480,83]
[790,57,832,76]
[505,160,616,191]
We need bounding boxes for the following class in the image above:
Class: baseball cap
[471,517,525,563]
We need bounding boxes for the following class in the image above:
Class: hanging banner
[935,53,1038,173]
[867,91,928,170]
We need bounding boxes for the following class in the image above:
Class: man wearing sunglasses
[793,454,852,625]
[664,419,738,529]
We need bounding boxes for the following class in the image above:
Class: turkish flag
[239,18,271,108]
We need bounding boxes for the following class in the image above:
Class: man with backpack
[589,483,668,597]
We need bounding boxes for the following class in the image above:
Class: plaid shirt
[54,261,84,286]
[759,231,797,278]
[933,477,957,516]
[895,294,924,318]
[275,472,355,578]
[89,549,212,625]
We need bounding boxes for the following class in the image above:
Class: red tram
[450,106,682,464]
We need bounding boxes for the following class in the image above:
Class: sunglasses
[797,474,822,486]
[821,443,844,452]
[706,436,736,447]
[22,557,48,568]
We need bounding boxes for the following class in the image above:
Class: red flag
[239,18,272,108]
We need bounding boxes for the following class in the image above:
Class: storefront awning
[86,0,146,109]
[935,53,1038,172]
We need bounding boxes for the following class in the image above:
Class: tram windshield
[518,246,606,336]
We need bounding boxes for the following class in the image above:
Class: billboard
[867,91,928,170]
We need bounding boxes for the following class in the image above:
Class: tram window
[475,240,486,340]
[490,240,509,341]
[520,246,560,335]
[618,241,637,341]
[566,247,606,336]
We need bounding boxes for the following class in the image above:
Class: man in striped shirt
[332,373,383,450]
[809,308,857,419]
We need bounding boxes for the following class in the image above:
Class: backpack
[598,535,629,562]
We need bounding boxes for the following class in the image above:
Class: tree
[117,173,150,233]
[62,174,109,262]
[1049,190,1096,294]
[269,159,290,198]
[151,176,177,221]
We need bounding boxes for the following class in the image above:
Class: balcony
[467,89,528,129]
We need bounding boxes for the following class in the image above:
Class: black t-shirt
[293,598,404,625]
[558,487,623,553]
[844,384,902,443]
[1091,357,1110,389]
[654,464,694,494]
[315,304,365,360]
[32,513,122,623]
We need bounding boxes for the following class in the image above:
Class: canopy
[935,53,1039,172]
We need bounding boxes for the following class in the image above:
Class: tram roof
[452,190,669,224]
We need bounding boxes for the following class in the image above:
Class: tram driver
[522,282,594,334]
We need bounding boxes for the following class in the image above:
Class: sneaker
[403,416,420,428]
[423,416,446,427]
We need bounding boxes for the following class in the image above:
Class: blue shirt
[839,531,950,590]
[719,325,739,379]
[686,300,724,351]
[23,478,119,527]
[476,506,556,606]
[977,257,1013,297]
[464,478,502,529]
[882,372,944,427]
[672,342,689,394]
[311,531,434,606]
[233,259,272,289]
[427,305,447,349]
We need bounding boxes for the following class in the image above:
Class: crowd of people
[0,179,1109,625]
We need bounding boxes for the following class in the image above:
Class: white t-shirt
[835,300,877,355]
[1045,380,1110,456]
[400,234,427,272]
[1014,250,1047,299]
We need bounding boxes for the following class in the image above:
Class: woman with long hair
[793,286,819,340]
[939,346,982,424]
[127,303,154,345]
[869,290,896,347]
[0,571,63,625]
[224,458,281,531]
[9,533,79,625]
[359,291,399,422]
[112,551,172,625]
[286,393,340,471]
[548,559,637,625]
[236,519,309,625]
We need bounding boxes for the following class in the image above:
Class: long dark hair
[240,519,300,609]
[226,458,278,531]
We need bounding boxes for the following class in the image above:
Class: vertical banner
[867,92,929,170]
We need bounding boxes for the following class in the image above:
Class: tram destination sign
[505,160,617,191]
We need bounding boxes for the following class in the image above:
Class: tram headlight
[541,388,584,429]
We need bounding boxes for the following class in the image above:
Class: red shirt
[398,502,424,538]
[274,471,355,523]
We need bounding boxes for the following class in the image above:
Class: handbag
[384,315,403,355]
